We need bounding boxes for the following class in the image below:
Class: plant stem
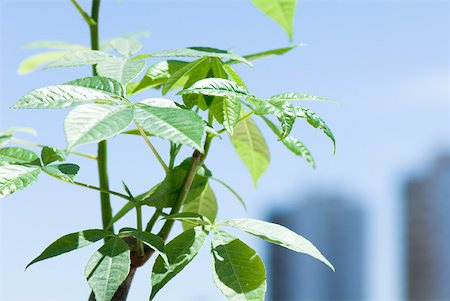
[135,205,145,257]
[145,209,162,232]
[135,122,169,173]
[158,136,213,240]
[88,0,114,233]
[11,138,97,160]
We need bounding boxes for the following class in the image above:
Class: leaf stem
[157,135,213,240]
[135,122,169,174]
[71,0,96,26]
[43,171,132,201]
[10,138,97,160]
[145,209,162,232]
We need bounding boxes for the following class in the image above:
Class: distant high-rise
[405,153,450,300]
[269,194,366,301]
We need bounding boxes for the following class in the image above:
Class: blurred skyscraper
[405,153,450,300]
[268,194,366,301]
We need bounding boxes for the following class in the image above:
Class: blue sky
[1,0,449,300]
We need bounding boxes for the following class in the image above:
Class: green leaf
[12,85,119,109]
[223,64,247,89]
[127,60,188,95]
[163,212,212,225]
[143,164,208,209]
[151,227,208,299]
[296,107,336,153]
[23,40,87,50]
[261,116,315,167]
[162,57,209,95]
[222,97,241,135]
[251,0,297,40]
[178,78,254,100]
[0,135,12,147]
[0,147,39,164]
[222,218,335,271]
[110,37,143,57]
[66,76,126,98]
[42,163,80,182]
[211,229,266,301]
[65,104,134,150]
[41,146,65,165]
[96,57,146,85]
[182,183,217,230]
[46,50,114,68]
[0,164,40,198]
[0,128,37,147]
[137,47,252,67]
[269,92,328,102]
[26,229,108,269]
[230,114,270,186]
[18,51,68,75]
[255,99,296,139]
[134,103,206,152]
[237,44,298,63]
[85,236,130,301]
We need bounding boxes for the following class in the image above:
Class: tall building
[269,194,366,301]
[405,153,450,300]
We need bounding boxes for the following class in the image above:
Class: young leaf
[134,103,206,152]
[151,227,208,299]
[222,218,335,271]
[46,50,113,68]
[110,37,143,57]
[177,78,254,100]
[230,114,270,186]
[0,164,40,198]
[65,104,134,150]
[12,85,119,109]
[182,183,218,230]
[0,147,39,164]
[261,116,315,167]
[41,146,65,166]
[85,236,131,301]
[96,57,146,85]
[251,0,297,41]
[66,76,126,98]
[42,163,80,182]
[26,229,108,269]
[137,47,252,67]
[296,107,336,153]
[18,51,67,75]
[222,97,241,135]
[162,57,209,95]
[211,229,266,301]
[269,92,328,102]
